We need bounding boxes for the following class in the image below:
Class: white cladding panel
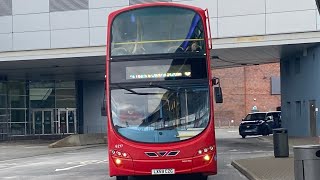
[266,0,316,13]
[51,28,90,48]
[0,16,12,34]
[12,0,49,15]
[266,10,316,34]
[210,17,218,38]
[218,0,265,17]
[89,7,121,27]
[50,10,89,30]
[218,14,265,38]
[89,0,129,8]
[0,33,12,51]
[13,13,50,32]
[13,31,50,50]
[90,27,106,46]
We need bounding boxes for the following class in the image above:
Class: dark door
[59,110,67,134]
[34,111,43,134]
[309,100,317,137]
[43,111,52,134]
[68,110,75,133]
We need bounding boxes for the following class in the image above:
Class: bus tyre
[241,135,246,139]
[262,127,269,136]
[199,175,208,180]
[116,176,128,180]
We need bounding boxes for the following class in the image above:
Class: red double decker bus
[106,2,222,180]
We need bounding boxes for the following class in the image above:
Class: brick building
[212,63,281,127]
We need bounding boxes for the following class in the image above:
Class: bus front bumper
[109,153,217,176]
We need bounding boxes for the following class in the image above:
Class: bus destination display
[126,65,191,80]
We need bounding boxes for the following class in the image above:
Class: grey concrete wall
[82,80,106,134]
[281,45,320,136]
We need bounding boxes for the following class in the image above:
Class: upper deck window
[110,7,205,56]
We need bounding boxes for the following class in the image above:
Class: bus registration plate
[151,168,175,175]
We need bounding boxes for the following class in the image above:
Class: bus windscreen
[110,7,205,56]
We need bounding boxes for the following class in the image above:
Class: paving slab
[232,136,319,180]
[232,156,293,180]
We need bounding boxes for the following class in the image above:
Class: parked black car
[239,111,281,138]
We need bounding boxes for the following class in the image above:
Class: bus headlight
[115,158,122,165]
[203,154,211,161]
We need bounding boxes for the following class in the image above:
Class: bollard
[294,145,320,180]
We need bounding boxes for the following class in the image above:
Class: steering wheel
[167,46,184,53]
[111,47,128,56]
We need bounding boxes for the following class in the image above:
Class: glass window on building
[10,123,26,135]
[10,109,26,123]
[0,80,78,137]
[9,95,26,108]
[6,82,28,136]
[56,81,76,108]
[8,82,26,95]
[30,81,55,108]
[0,95,7,108]
[0,82,6,95]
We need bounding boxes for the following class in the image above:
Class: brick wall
[212,63,281,127]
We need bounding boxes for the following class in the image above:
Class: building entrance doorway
[33,108,76,135]
[33,109,53,135]
[54,108,77,134]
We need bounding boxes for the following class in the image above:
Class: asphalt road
[0,129,274,180]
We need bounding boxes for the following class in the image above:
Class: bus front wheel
[199,175,208,180]
[116,176,128,180]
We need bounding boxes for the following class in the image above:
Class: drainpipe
[244,67,247,116]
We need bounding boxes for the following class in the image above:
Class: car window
[243,113,267,121]
[271,112,281,120]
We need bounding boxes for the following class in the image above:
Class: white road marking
[55,160,107,172]
[55,164,87,172]
[3,176,19,179]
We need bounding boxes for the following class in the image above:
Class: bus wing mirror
[214,86,223,103]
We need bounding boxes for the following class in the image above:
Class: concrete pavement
[0,140,104,162]
[232,136,319,180]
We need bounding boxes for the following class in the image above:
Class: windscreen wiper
[148,82,177,92]
[112,84,162,95]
